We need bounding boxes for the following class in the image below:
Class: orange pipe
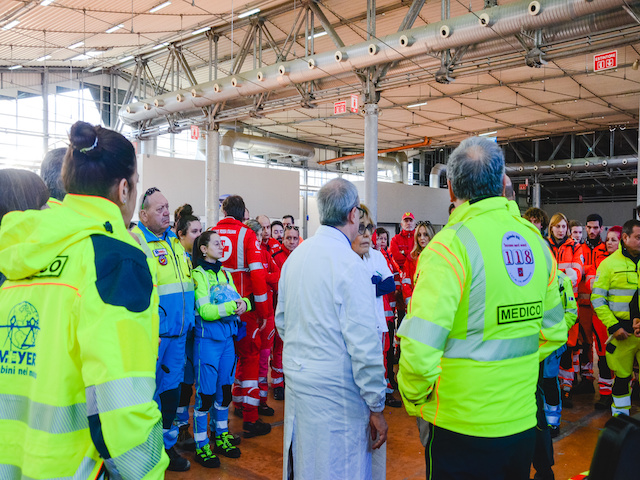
[318,137,431,165]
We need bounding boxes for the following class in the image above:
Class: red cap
[402,212,415,220]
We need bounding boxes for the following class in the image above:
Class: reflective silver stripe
[86,377,155,416]
[592,287,608,296]
[196,297,210,309]
[104,420,163,479]
[248,262,263,271]
[542,303,565,329]
[610,289,636,297]
[457,226,486,333]
[237,227,247,271]
[399,315,450,350]
[572,262,583,274]
[445,334,539,361]
[157,283,187,296]
[223,267,249,273]
[218,304,228,318]
[401,278,411,285]
[0,394,87,434]
[238,380,258,388]
[254,293,268,302]
[136,235,153,259]
[0,456,97,480]
[591,297,608,308]
[541,240,554,277]
[558,263,572,269]
[609,302,630,313]
[182,282,194,293]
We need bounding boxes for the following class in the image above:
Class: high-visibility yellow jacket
[558,271,578,330]
[0,194,167,479]
[132,223,194,337]
[591,244,639,334]
[397,197,567,437]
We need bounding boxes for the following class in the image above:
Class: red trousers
[232,310,261,422]
[258,316,275,405]
[270,331,284,388]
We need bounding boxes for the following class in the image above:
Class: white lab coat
[276,225,387,480]
[362,248,394,338]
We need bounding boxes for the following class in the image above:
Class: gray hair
[244,218,262,235]
[318,178,359,227]
[446,137,505,201]
[40,148,67,201]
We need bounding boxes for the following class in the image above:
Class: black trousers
[425,424,536,480]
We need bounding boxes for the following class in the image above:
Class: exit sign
[594,51,617,72]
[190,125,200,140]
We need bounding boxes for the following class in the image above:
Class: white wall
[138,154,300,226]
[542,201,636,227]
[353,181,451,226]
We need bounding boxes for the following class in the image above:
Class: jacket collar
[137,221,176,243]
[447,196,513,226]
[199,259,222,273]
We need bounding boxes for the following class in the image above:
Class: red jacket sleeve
[389,235,405,269]
[245,229,273,319]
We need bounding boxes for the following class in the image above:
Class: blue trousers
[542,345,566,427]
[193,335,237,448]
[154,334,187,449]
[176,327,195,429]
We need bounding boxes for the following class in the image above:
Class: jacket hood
[0,194,127,281]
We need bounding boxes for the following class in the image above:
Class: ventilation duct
[120,0,627,124]
[218,131,315,164]
[505,156,637,175]
[341,153,409,183]
[429,164,447,188]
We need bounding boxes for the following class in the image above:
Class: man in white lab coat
[275,178,388,480]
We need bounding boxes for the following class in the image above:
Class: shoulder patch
[91,235,153,313]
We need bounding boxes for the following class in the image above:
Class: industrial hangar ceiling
[1,0,639,199]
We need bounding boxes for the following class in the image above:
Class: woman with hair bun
[0,121,168,479]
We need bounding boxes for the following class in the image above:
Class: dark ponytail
[192,230,217,268]
[62,121,136,198]
[176,204,199,239]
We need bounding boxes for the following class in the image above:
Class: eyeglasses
[356,205,366,219]
[358,223,375,235]
[285,225,299,231]
[142,187,160,206]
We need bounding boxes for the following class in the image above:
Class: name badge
[153,248,168,257]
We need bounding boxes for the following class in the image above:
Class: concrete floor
[167,387,637,480]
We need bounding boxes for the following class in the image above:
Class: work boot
[258,403,275,416]
[176,425,196,452]
[573,378,595,395]
[194,444,220,469]
[548,425,560,439]
[214,431,242,458]
[165,446,191,472]
[233,406,243,418]
[561,390,573,409]
[243,418,271,438]
[594,394,613,410]
[273,386,285,401]
[385,393,402,408]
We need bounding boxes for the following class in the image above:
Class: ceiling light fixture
[238,8,260,19]
[70,51,102,61]
[191,26,210,35]
[40,0,54,5]
[478,130,498,136]
[69,41,84,49]
[36,55,51,62]
[88,66,102,73]
[152,42,169,50]
[2,20,19,30]
[308,31,327,39]
[119,55,134,63]
[8,65,22,70]
[407,101,428,108]
[150,1,171,13]
[105,24,124,34]
[633,59,639,71]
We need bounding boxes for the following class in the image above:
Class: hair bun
[69,121,99,155]
[181,204,193,216]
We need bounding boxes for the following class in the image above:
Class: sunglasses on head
[416,220,432,227]
[142,187,160,205]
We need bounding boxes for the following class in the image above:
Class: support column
[42,67,49,156]
[637,102,640,212]
[364,103,379,223]
[532,175,541,208]
[140,137,157,155]
[206,125,220,228]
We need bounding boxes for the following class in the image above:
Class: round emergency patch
[220,235,233,262]
[501,231,535,286]
[158,255,168,266]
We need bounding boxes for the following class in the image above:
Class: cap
[402,212,415,220]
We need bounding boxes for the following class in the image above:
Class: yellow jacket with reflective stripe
[558,271,578,330]
[591,245,639,332]
[397,197,567,437]
[0,194,167,479]
[131,223,195,337]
